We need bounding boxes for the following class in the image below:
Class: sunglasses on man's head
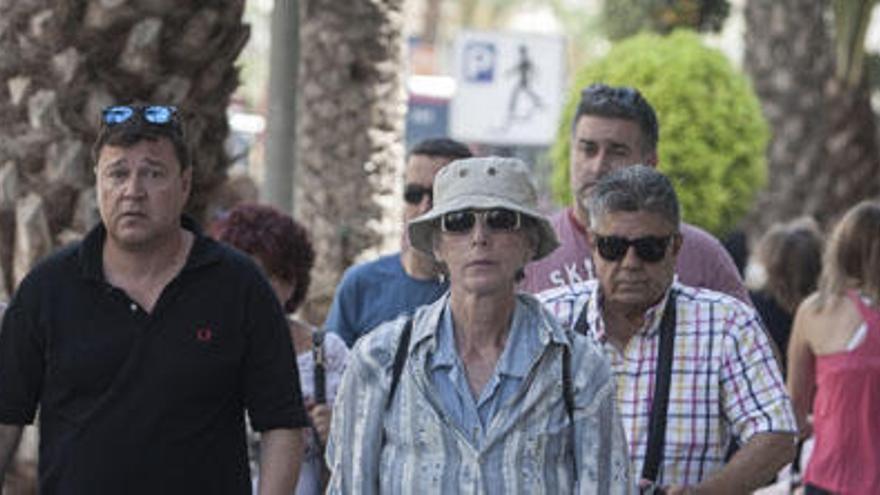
[581,85,639,106]
[403,184,432,205]
[593,234,672,263]
[102,105,178,127]
[441,208,522,234]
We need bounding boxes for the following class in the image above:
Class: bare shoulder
[795,293,862,352]
[795,292,823,319]
[798,293,853,320]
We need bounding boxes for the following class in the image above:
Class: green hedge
[601,0,730,40]
[551,30,768,235]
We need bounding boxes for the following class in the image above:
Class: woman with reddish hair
[214,203,348,495]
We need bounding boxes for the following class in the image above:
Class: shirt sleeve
[325,340,384,495]
[719,307,797,443]
[242,273,309,432]
[679,226,752,305]
[0,298,44,425]
[704,249,752,306]
[324,333,350,405]
[324,271,358,348]
[537,286,589,332]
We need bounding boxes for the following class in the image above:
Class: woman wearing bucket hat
[326,157,632,494]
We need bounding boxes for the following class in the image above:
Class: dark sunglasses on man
[441,208,522,234]
[403,184,433,205]
[593,234,673,263]
[102,105,179,128]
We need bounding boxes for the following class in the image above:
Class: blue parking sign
[462,41,496,83]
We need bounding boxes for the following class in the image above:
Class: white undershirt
[846,323,868,350]
[846,293,874,350]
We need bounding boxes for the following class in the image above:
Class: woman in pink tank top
[788,201,880,495]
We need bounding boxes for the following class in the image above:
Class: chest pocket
[519,401,573,483]
[153,319,243,397]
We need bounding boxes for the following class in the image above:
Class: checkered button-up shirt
[539,280,797,487]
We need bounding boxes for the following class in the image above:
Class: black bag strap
[640,290,678,485]
[573,302,589,335]
[562,344,574,420]
[385,318,413,410]
[309,329,331,491]
[312,328,327,405]
[562,343,577,483]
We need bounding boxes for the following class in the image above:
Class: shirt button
[130,303,137,312]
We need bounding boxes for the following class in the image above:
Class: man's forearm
[694,432,796,494]
[0,424,23,485]
[257,427,304,495]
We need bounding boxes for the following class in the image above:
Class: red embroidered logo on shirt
[196,328,213,342]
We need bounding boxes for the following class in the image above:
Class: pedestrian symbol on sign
[452,31,564,146]
[500,44,544,128]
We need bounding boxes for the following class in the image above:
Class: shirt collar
[419,293,570,377]
[567,206,587,235]
[77,215,220,282]
[586,282,675,340]
[496,301,536,378]
[637,288,672,337]
[429,305,457,370]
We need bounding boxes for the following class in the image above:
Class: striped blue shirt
[428,301,540,445]
[326,292,634,494]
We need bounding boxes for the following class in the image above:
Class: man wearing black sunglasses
[0,104,308,494]
[520,84,749,305]
[324,138,472,347]
[540,166,796,494]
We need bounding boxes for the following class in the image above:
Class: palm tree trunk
[743,0,880,234]
[0,1,249,297]
[296,0,406,323]
[814,76,880,224]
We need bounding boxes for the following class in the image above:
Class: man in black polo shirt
[0,105,308,494]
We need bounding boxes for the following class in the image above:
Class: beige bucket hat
[407,156,559,261]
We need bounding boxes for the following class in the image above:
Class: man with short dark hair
[521,84,749,304]
[541,165,796,493]
[0,104,308,494]
[324,137,472,347]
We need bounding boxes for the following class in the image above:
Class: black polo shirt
[0,217,308,494]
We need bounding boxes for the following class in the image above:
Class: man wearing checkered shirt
[539,166,797,494]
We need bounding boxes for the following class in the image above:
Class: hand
[307,400,332,445]
[799,414,814,439]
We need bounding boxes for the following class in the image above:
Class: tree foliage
[551,30,768,235]
[601,0,730,41]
